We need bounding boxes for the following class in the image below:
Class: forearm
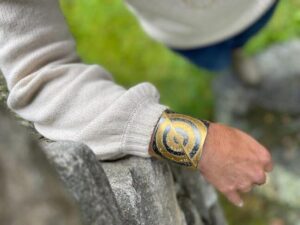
[0,0,166,160]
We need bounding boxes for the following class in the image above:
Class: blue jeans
[172,1,279,72]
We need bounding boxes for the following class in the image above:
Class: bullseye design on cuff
[151,111,209,169]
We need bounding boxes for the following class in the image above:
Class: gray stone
[0,73,36,132]
[43,140,227,225]
[256,165,300,209]
[102,156,187,225]
[102,156,227,225]
[0,109,83,225]
[43,141,123,225]
[171,166,227,225]
[214,40,300,126]
[254,40,300,114]
[209,203,228,225]
[256,40,300,82]
[255,152,300,221]
[0,74,8,108]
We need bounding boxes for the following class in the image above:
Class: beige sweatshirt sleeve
[0,0,167,160]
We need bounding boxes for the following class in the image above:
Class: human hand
[198,123,273,207]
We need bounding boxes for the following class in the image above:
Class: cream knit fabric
[125,0,275,48]
[0,0,166,160]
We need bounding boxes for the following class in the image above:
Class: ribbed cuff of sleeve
[121,100,167,158]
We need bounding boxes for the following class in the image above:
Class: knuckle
[220,186,232,194]
[238,182,252,192]
[254,169,266,184]
[262,156,271,165]
[238,181,249,189]
[266,161,274,171]
[260,149,272,164]
[224,185,236,194]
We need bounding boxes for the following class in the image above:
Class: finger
[247,167,267,186]
[264,160,273,172]
[253,169,267,185]
[257,146,273,172]
[238,184,253,193]
[225,191,244,208]
[265,173,271,185]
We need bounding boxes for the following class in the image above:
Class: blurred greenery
[59,0,299,224]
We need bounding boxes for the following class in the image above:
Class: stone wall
[0,74,7,108]
[0,109,83,225]
[0,108,227,225]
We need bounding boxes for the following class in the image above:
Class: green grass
[59,1,299,223]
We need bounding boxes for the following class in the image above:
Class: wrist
[197,122,215,170]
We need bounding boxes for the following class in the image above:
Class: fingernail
[266,174,270,184]
[238,201,244,208]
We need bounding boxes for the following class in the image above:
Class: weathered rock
[171,166,227,225]
[0,109,82,225]
[209,203,228,225]
[213,40,300,225]
[43,141,123,225]
[2,107,226,225]
[0,74,8,108]
[0,73,37,133]
[42,140,227,225]
[101,156,187,225]
[214,40,300,125]
[256,165,300,209]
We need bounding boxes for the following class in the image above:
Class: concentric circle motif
[152,112,208,169]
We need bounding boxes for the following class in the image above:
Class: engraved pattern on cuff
[151,111,209,169]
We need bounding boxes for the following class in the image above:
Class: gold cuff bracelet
[150,110,209,169]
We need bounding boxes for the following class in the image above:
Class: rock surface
[171,166,226,225]
[0,109,83,225]
[213,40,300,225]
[102,157,186,225]
[0,73,36,132]
[0,74,7,108]
[43,141,123,225]
[103,156,227,225]
[1,106,225,225]
[44,141,227,225]
[214,40,300,125]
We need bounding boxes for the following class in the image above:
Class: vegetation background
[59,0,300,224]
